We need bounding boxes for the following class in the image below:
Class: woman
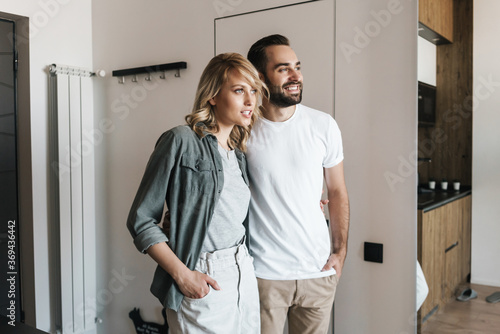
[127,53,266,334]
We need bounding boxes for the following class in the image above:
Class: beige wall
[335,0,418,332]
[472,0,500,287]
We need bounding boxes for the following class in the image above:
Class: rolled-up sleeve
[127,131,177,253]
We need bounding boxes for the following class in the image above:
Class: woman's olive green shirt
[126,125,249,311]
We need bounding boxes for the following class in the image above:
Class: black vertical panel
[0,18,21,323]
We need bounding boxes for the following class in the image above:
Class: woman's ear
[209,97,216,106]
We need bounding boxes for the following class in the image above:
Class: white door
[215,0,335,116]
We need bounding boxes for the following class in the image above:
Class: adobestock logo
[339,0,405,64]
[213,0,244,16]
[14,0,74,46]
[52,69,168,179]
[384,74,500,192]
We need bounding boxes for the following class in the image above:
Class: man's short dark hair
[247,34,290,74]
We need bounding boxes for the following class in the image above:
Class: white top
[246,104,344,280]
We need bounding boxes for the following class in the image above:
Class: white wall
[472,0,500,287]
[91,0,418,333]
[0,0,93,332]
[418,36,436,86]
[335,1,417,333]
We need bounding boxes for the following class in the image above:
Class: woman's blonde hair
[186,52,266,151]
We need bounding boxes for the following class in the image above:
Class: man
[246,34,350,334]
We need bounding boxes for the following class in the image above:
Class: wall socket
[364,242,383,263]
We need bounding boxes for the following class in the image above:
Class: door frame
[0,11,35,327]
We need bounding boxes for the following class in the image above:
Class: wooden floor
[421,284,500,333]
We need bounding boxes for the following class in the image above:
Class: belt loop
[235,243,244,263]
[207,259,213,276]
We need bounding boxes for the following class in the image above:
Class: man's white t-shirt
[246,104,344,280]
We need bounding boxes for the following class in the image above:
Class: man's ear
[258,72,265,81]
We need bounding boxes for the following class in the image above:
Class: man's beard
[265,77,303,108]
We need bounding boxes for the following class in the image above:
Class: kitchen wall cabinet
[417,195,471,327]
[419,0,454,42]
[418,0,473,190]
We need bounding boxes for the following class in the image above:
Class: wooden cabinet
[418,207,446,320]
[419,0,454,42]
[444,199,461,301]
[417,195,471,326]
[460,196,472,281]
[418,206,444,320]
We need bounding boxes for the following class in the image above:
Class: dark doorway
[0,18,21,322]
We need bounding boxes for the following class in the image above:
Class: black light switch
[364,242,383,263]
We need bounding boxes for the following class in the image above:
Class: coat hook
[118,76,125,84]
[112,61,187,82]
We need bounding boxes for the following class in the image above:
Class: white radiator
[49,64,96,334]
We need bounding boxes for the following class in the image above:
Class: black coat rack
[112,61,187,83]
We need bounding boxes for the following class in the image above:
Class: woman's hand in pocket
[146,242,220,299]
[177,269,221,299]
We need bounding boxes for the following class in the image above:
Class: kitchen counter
[417,186,471,212]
